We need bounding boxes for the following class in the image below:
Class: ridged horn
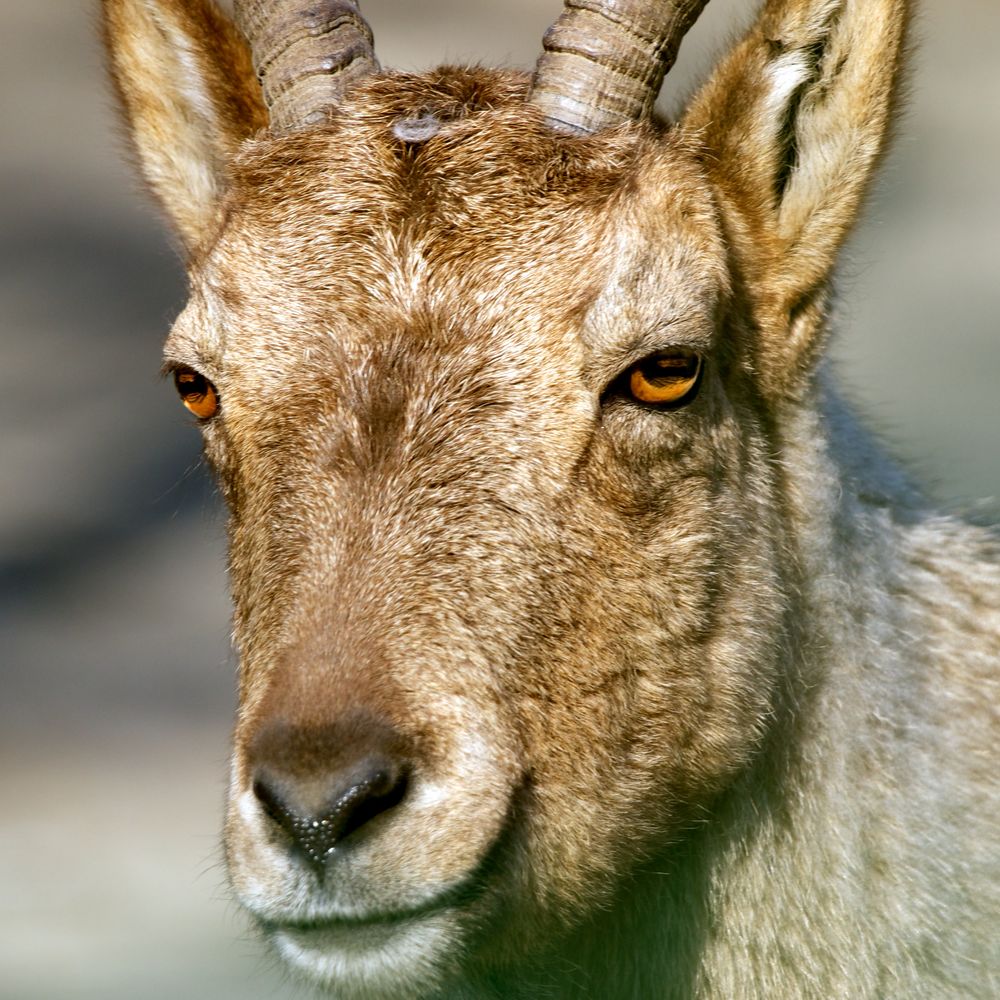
[233,0,379,130]
[529,0,711,134]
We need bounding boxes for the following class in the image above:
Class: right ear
[102,0,267,253]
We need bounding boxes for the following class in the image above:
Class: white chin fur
[271,909,461,1000]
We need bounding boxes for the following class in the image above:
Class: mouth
[260,885,468,940]
[263,905,470,999]
[267,902,457,946]
[251,845,504,994]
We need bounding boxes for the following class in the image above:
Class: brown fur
[102,1,998,997]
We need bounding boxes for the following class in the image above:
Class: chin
[264,908,469,999]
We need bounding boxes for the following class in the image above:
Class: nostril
[251,775,294,830]
[329,762,408,843]
[252,756,409,870]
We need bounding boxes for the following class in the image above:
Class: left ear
[679,0,911,393]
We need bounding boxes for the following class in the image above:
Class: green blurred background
[1,1,997,997]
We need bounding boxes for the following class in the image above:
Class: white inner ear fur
[147,2,223,212]
[765,51,813,119]
[111,0,240,250]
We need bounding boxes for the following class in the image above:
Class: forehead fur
[183,67,724,368]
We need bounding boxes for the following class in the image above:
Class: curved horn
[528,0,711,135]
[233,0,379,130]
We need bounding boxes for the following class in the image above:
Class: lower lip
[269,910,462,995]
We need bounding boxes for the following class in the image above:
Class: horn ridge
[529,0,711,135]
[234,0,379,131]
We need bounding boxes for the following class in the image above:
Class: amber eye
[173,366,219,420]
[627,349,703,408]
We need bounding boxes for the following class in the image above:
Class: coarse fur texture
[101,0,999,997]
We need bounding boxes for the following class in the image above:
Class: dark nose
[249,713,410,872]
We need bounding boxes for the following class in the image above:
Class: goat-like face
[103,0,914,983]
[162,71,787,996]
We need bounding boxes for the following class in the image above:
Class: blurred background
[1,1,997,997]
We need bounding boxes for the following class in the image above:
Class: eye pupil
[628,350,703,407]
[173,366,219,420]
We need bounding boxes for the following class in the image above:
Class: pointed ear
[679,0,911,393]
[102,0,267,254]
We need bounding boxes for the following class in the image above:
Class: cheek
[499,473,780,914]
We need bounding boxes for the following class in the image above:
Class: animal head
[103,0,909,994]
